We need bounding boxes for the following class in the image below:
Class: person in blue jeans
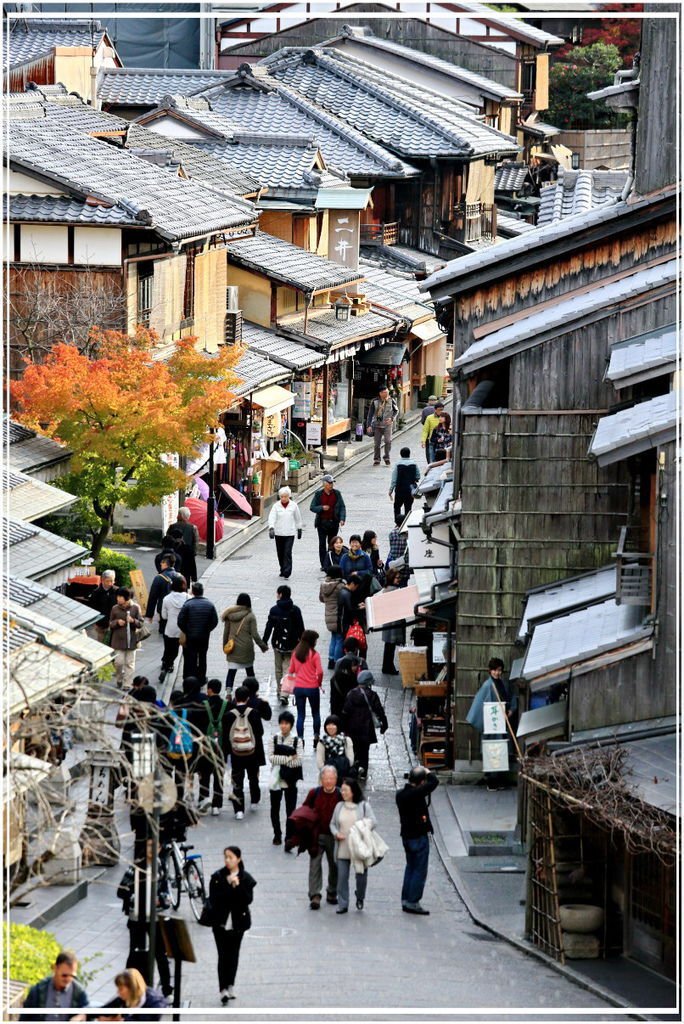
[395,766,439,915]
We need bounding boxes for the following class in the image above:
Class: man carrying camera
[396,765,439,915]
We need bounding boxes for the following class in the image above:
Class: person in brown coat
[221,593,268,695]
[109,587,143,689]
[319,566,345,670]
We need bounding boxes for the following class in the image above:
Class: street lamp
[334,293,352,322]
[129,729,163,991]
[206,426,216,560]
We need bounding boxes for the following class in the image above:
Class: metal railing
[613,526,653,606]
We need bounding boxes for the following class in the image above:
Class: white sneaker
[198,797,212,813]
[227,986,236,1000]
[235,811,244,820]
[250,804,258,813]
[211,807,220,817]
[220,988,229,1005]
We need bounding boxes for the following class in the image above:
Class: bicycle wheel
[185,860,206,922]
[161,848,182,911]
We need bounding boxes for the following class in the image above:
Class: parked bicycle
[159,839,206,921]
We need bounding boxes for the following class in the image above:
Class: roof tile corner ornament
[237,63,254,79]
[302,49,319,66]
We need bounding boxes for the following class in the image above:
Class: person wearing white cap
[310,475,346,571]
[268,487,303,579]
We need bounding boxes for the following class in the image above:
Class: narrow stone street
[54,426,615,1016]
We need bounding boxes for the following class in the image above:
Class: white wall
[10,169,67,196]
[20,224,69,263]
[145,116,208,141]
[74,227,122,267]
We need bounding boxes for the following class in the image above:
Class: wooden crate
[413,682,448,699]
[398,648,428,688]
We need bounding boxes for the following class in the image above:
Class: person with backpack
[243,678,273,725]
[226,686,264,820]
[330,639,367,718]
[220,593,268,695]
[388,446,421,520]
[117,839,173,998]
[286,630,324,747]
[161,690,196,801]
[342,671,388,781]
[145,555,183,634]
[198,679,230,816]
[262,585,305,706]
[303,765,342,910]
[268,710,303,847]
[316,715,354,779]
[319,565,345,669]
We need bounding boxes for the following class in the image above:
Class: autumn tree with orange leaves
[12,327,242,556]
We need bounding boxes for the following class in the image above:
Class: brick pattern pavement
[51,426,613,1016]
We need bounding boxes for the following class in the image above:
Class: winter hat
[357,670,375,688]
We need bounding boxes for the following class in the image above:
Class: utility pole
[206,426,216,560]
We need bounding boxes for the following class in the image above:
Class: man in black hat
[310,474,346,571]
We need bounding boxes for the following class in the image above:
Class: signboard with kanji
[483,701,506,735]
[129,570,149,615]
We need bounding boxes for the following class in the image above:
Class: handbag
[223,617,245,656]
[369,576,382,596]
[198,898,215,927]
[137,620,152,645]
[178,631,187,647]
[345,619,367,654]
[280,673,296,695]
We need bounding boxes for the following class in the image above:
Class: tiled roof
[494,161,531,193]
[4,18,106,72]
[7,92,129,135]
[261,48,519,159]
[521,598,652,687]
[3,417,71,475]
[280,306,401,350]
[359,262,425,303]
[2,515,85,580]
[193,136,321,193]
[606,324,677,389]
[7,121,255,242]
[2,468,76,522]
[226,231,363,292]
[622,734,677,816]
[589,391,677,468]
[4,419,34,445]
[538,167,629,227]
[191,72,417,179]
[6,194,140,227]
[518,566,617,642]
[360,244,447,279]
[329,30,523,101]
[361,279,433,325]
[233,348,292,395]
[444,1,564,47]
[519,116,561,138]
[98,67,236,107]
[241,321,325,370]
[495,212,536,236]
[9,574,101,632]
[125,123,261,197]
[453,261,677,373]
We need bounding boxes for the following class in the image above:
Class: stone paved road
[54,425,616,1018]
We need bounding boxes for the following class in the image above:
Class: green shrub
[110,531,137,546]
[94,547,138,588]
[3,921,60,986]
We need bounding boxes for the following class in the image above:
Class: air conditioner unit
[226,286,239,311]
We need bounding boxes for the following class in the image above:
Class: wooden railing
[360,221,399,246]
[613,526,653,607]
[452,202,496,244]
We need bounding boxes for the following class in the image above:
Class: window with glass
[137,265,153,328]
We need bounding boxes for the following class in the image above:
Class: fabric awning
[411,319,446,345]
[250,385,295,416]
[367,584,420,630]
[516,702,568,743]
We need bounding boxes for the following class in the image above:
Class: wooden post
[322,363,329,447]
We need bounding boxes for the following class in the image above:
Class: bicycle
[159,839,206,922]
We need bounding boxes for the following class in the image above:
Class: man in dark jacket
[87,569,118,643]
[337,574,364,638]
[145,556,182,630]
[155,529,186,580]
[330,638,367,717]
[396,766,439,915]
[262,585,305,704]
[22,950,89,1020]
[303,765,342,909]
[227,685,264,819]
[310,474,347,571]
[388,447,421,520]
[342,670,388,778]
[197,678,231,816]
[177,582,218,683]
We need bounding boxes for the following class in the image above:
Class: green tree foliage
[549,43,623,129]
[3,922,60,986]
[93,547,138,589]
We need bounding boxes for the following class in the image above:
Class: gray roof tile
[2,467,76,521]
[233,349,291,395]
[518,565,617,642]
[280,305,400,350]
[226,230,362,292]
[3,515,85,579]
[623,734,677,816]
[589,391,677,467]
[262,48,519,159]
[538,167,629,227]
[494,161,532,192]
[3,417,71,475]
[192,136,320,192]
[495,212,536,236]
[606,323,677,389]
[241,321,325,370]
[6,193,140,226]
[9,574,101,631]
[444,1,563,47]
[7,92,129,134]
[5,19,106,72]
[98,67,236,107]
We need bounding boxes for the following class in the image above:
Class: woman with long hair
[209,846,256,1004]
[221,592,268,694]
[319,565,345,669]
[330,777,376,913]
[360,530,384,578]
[287,629,323,746]
[102,967,168,1021]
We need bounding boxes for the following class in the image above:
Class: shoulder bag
[224,616,245,656]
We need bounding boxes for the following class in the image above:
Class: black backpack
[272,612,295,652]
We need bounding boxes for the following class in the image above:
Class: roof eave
[591,424,677,468]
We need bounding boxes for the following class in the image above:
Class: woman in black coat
[341,670,388,780]
[209,846,256,1004]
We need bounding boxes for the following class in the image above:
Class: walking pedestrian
[161,689,196,802]
[145,555,182,633]
[197,679,230,816]
[304,765,342,909]
[159,576,188,683]
[287,630,323,745]
[316,715,354,778]
[109,588,143,690]
[208,846,256,1004]
[324,534,348,570]
[155,528,185,580]
[342,670,388,779]
[226,685,264,819]
[262,584,305,704]
[310,474,347,570]
[319,565,345,669]
[244,677,273,724]
[176,506,200,585]
[330,778,377,913]
[88,569,118,644]
[100,968,168,1021]
[269,710,303,846]
[431,412,453,455]
[330,638,366,717]
[380,569,405,675]
[339,535,372,582]
[177,582,219,683]
[22,950,89,1021]
[389,447,421,520]
[466,657,518,791]
[396,766,439,915]
[267,486,303,579]
[387,514,410,585]
[421,401,445,464]
[337,574,367,647]
[367,385,398,466]
[220,593,268,695]
[420,395,438,424]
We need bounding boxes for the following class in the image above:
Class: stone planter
[559,903,604,934]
